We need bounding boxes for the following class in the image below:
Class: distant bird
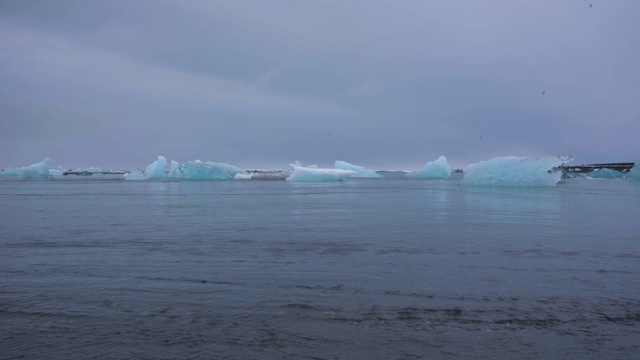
[590,3,592,7]
[542,90,546,96]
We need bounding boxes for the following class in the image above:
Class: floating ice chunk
[628,161,640,179]
[0,158,52,179]
[587,168,624,179]
[49,166,66,176]
[124,170,146,181]
[144,156,167,179]
[234,173,253,180]
[0,168,19,176]
[405,156,451,179]
[287,164,357,182]
[49,169,64,176]
[461,156,571,187]
[247,170,291,180]
[335,160,381,178]
[169,160,182,178]
[179,160,246,180]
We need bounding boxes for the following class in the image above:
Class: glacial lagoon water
[1,175,639,359]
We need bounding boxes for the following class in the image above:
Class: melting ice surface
[405,156,451,179]
[0,158,51,179]
[287,164,357,182]
[461,156,571,187]
[334,160,381,178]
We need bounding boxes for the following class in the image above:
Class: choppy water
[1,176,639,359]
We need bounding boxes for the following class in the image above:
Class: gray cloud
[1,0,638,170]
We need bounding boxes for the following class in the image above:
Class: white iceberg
[0,158,51,179]
[234,173,253,180]
[405,156,451,179]
[287,164,357,182]
[49,168,65,176]
[461,155,571,187]
[334,160,381,178]
[123,170,146,181]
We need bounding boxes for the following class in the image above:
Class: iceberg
[144,156,168,179]
[461,155,571,187]
[169,160,182,178]
[335,160,381,178]
[234,173,253,180]
[287,164,357,182]
[628,161,640,179]
[179,160,246,180]
[0,158,51,179]
[123,156,246,180]
[405,156,451,179]
[587,168,624,179]
[49,168,65,176]
[85,167,103,173]
[124,170,146,181]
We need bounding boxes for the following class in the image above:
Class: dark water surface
[1,177,639,359]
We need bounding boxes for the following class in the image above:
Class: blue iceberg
[461,156,571,187]
[169,160,182,178]
[587,168,624,179]
[405,156,451,179]
[144,156,168,179]
[179,160,246,180]
[334,160,381,178]
[628,161,640,179]
[286,164,357,182]
[123,170,146,181]
[0,158,51,179]
[125,156,245,180]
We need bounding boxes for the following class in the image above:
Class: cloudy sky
[1,0,638,170]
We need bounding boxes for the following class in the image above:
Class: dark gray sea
[1,175,639,359]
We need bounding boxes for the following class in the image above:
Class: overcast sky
[1,0,638,170]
